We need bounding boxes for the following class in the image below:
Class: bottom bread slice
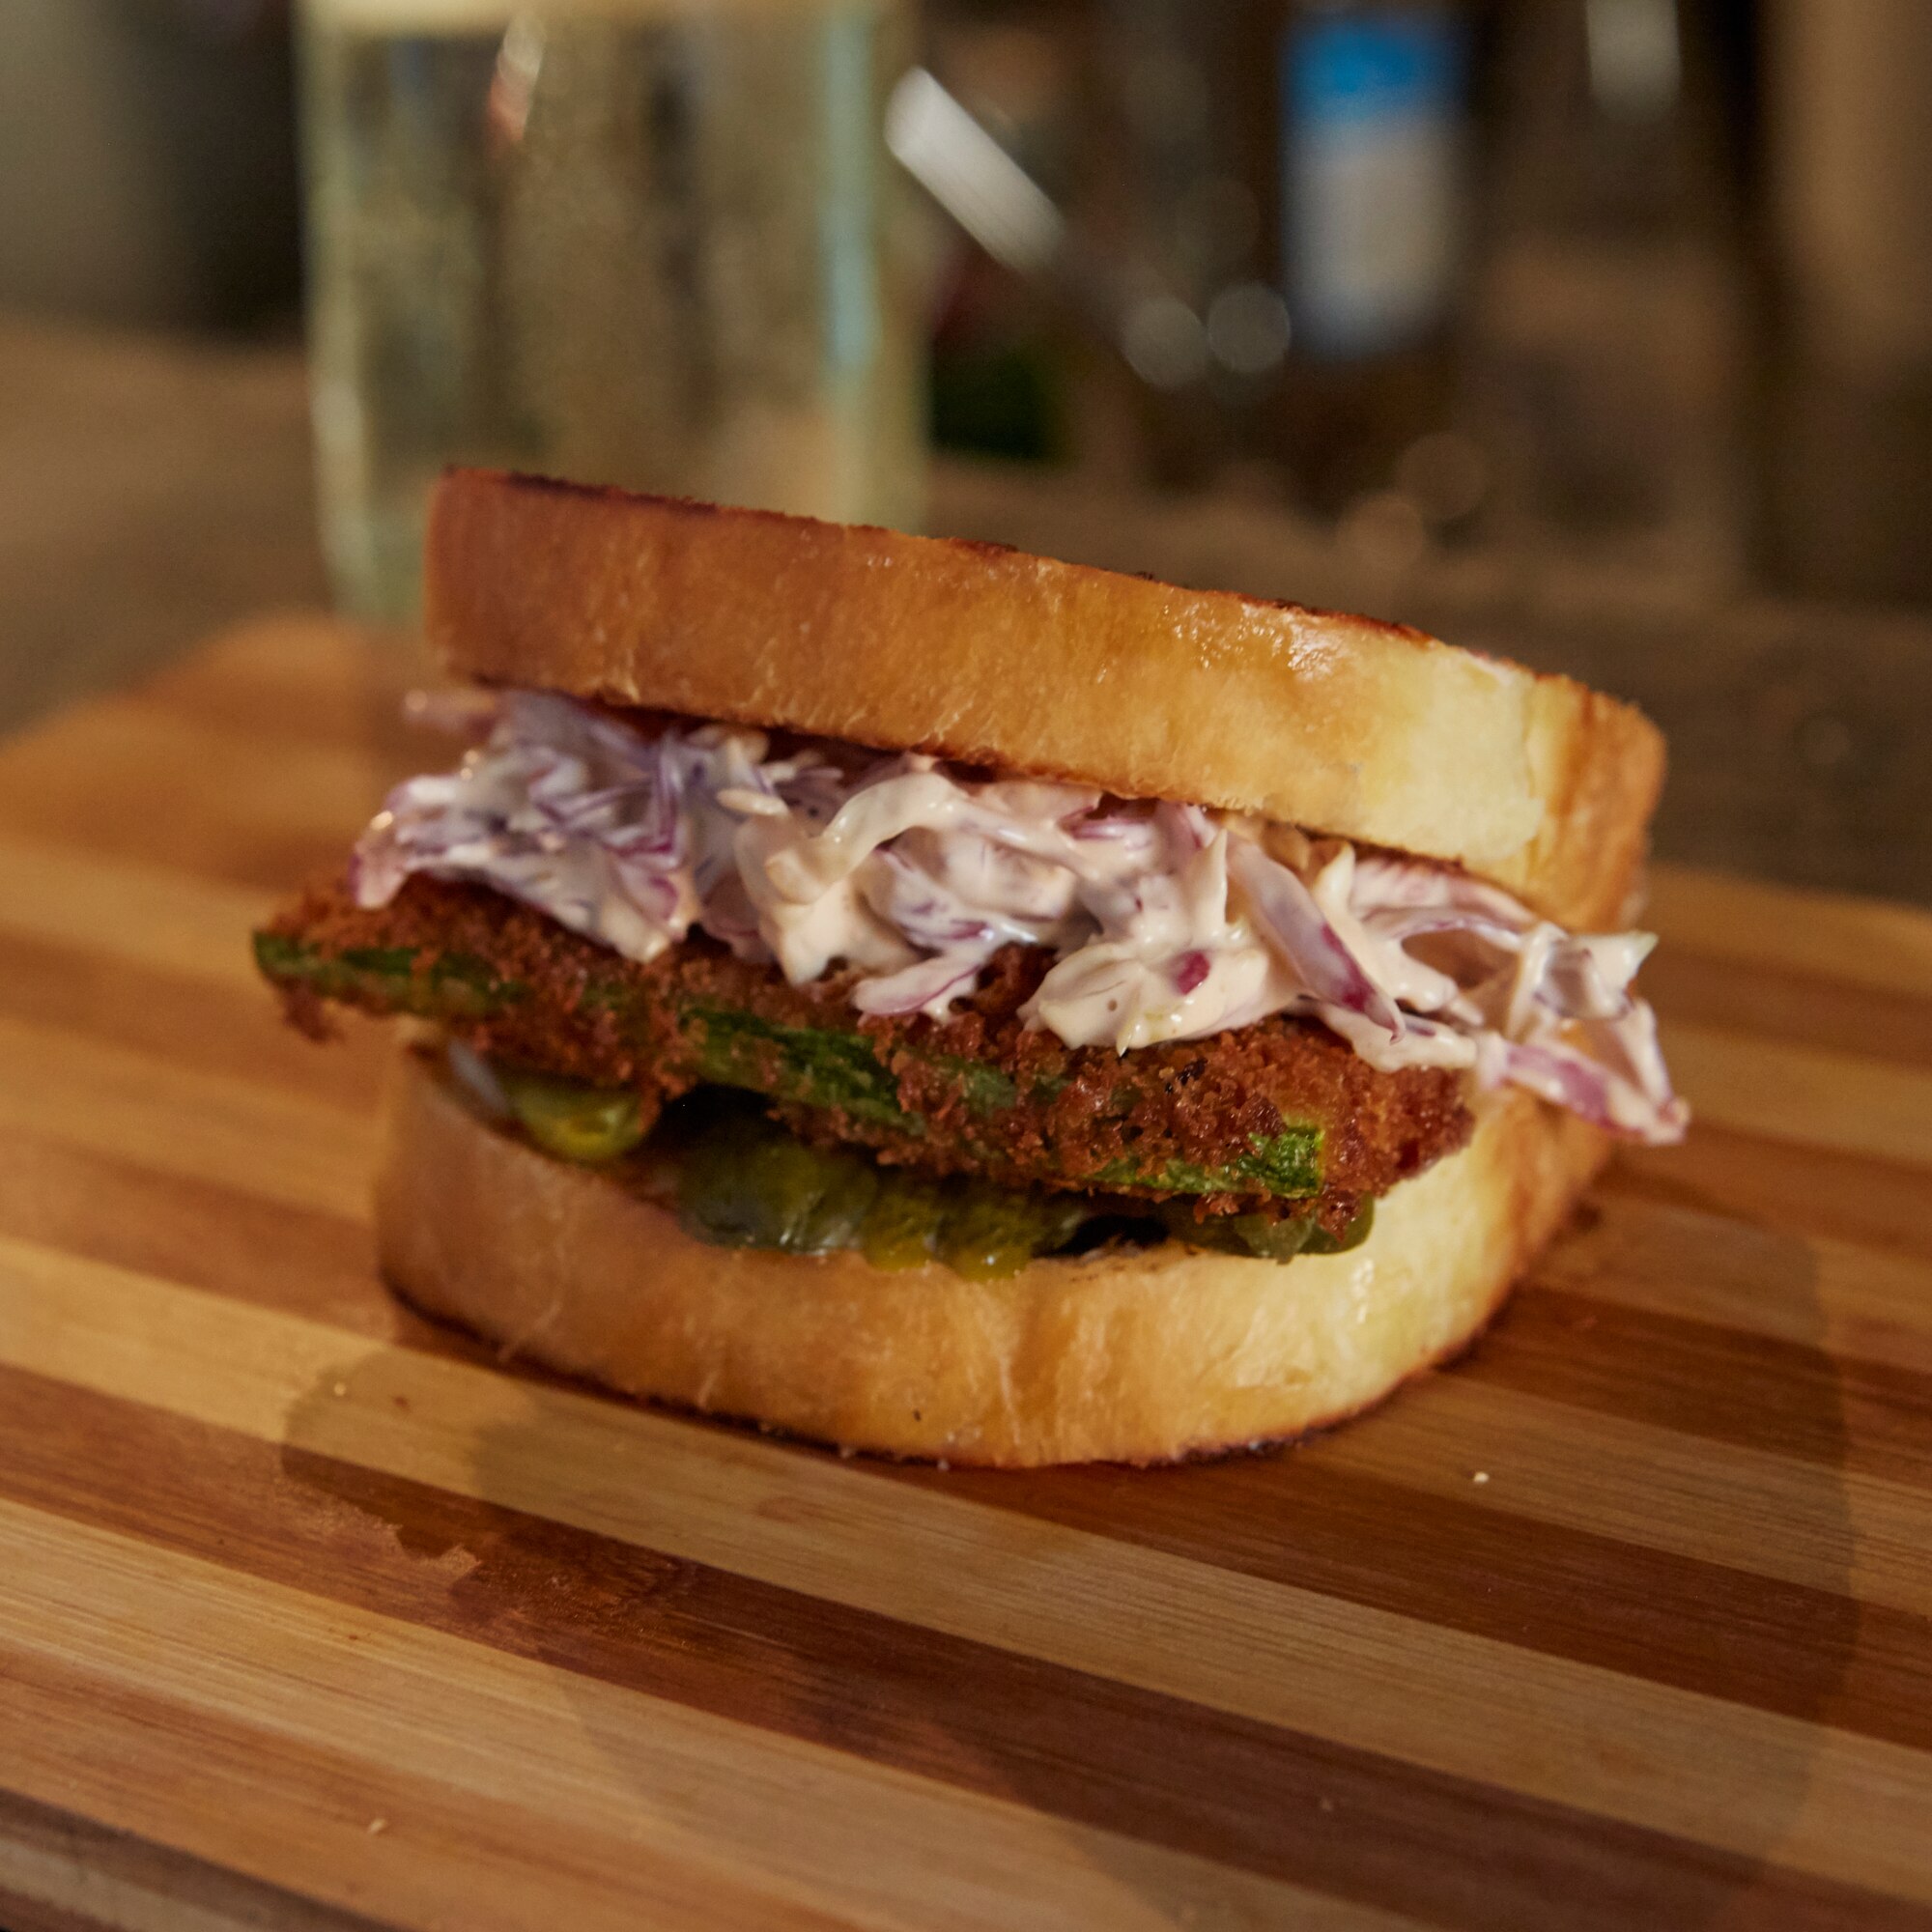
[376,1047,1610,1467]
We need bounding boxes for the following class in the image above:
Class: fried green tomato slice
[256,874,1472,1236]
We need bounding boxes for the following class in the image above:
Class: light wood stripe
[0,1644,853,1932]
[1541,1191,1932,1376]
[0,926,387,1118]
[0,1500,1421,1932]
[0,1129,387,1338]
[11,1205,1925,1622]
[1638,944,1932,1073]
[1661,1021,1932,1168]
[9,619,1932,1922]
[0,1015,373,1222]
[896,1440,1932,1760]
[1647,865,1932,1006]
[138,617,421,752]
[23,1367,1893,1929]
[1304,1373,1932,1617]
[0,696,383,889]
[1,1861,273,1932]
[0,1791,382,1932]
[0,834,274,993]
[6,1240,1932,1900]
[14,1180,1932,1762]
[1467,1287,1932,1491]
[1614,1123,1932,1264]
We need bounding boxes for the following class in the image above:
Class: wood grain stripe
[0,927,385,1114]
[879,1451,1932,1754]
[1299,1375,1932,1617]
[0,1015,373,1221]
[1464,1287,1932,1490]
[0,1643,861,1932]
[7,1114,1925,1618]
[6,1136,1928,1759]
[0,1128,384,1332]
[13,1367,1910,1932]
[7,1239,1932,1899]
[26,1345,1932,1777]
[0,697,379,891]
[1540,1192,1932,1377]
[1639,945,1932,1071]
[1662,1022,1932,1169]
[0,1789,386,1932]
[0,1501,1423,1932]
[136,619,421,753]
[0,834,274,992]
[1645,865,1932,1006]
[1614,1125,1932,1264]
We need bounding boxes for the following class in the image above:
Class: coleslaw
[353,691,1687,1145]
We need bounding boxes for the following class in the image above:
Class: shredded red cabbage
[352,692,1687,1145]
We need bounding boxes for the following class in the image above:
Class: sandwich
[256,469,1685,1466]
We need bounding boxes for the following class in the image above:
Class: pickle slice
[497,1066,650,1164]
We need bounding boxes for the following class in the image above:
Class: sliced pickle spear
[497,1065,650,1163]
[476,1059,1369,1278]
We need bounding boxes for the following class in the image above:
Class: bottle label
[1282,10,1465,358]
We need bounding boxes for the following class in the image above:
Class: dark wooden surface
[1,618,1930,1928]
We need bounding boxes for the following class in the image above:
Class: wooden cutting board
[2,618,1930,1932]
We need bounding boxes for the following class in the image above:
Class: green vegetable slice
[258,930,1332,1204]
[497,1066,648,1164]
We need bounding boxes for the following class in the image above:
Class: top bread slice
[425,469,1664,930]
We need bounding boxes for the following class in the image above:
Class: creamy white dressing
[353,692,1689,1144]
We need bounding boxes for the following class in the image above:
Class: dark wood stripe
[0,1786,389,1932]
[1647,947,1932,1072]
[0,928,385,1115]
[12,1125,1930,1753]
[0,1646,847,1932]
[1611,1124,1932,1263]
[869,1448,1932,1759]
[1541,1190,1932,1378]
[10,1102,1914,1415]
[3,1368,1919,1932]
[1463,1284,1932,1490]
[0,1888,133,1932]
[0,1129,387,1333]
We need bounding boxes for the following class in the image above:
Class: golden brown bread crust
[376,1047,1610,1466]
[425,469,1664,930]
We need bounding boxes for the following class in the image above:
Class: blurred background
[1,0,1929,901]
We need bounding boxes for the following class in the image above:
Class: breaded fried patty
[259,874,1473,1236]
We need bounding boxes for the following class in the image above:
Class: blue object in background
[1281,8,1468,359]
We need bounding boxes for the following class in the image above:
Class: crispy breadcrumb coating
[260,874,1472,1236]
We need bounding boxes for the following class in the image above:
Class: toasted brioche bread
[376,1047,1608,1467]
[425,469,1663,929]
